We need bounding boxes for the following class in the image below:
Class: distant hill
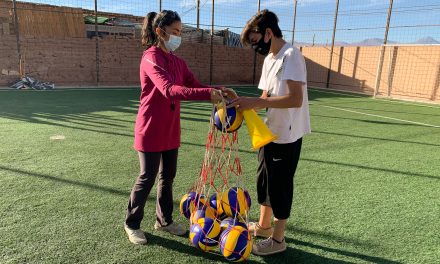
[413,37,440,44]
[294,41,350,47]
[294,41,313,47]
[352,38,397,46]
[334,41,351,46]
[294,37,440,47]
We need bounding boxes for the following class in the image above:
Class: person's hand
[218,87,238,100]
[210,89,223,104]
[227,97,264,111]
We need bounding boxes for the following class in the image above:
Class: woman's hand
[218,87,238,100]
[210,89,224,104]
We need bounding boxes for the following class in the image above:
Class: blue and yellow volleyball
[189,217,221,251]
[219,225,253,262]
[180,192,207,219]
[194,193,207,209]
[220,217,247,233]
[191,206,217,224]
[221,187,249,218]
[180,192,195,218]
[243,190,251,209]
[213,105,243,133]
[209,192,224,216]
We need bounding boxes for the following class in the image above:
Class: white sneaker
[124,224,147,245]
[154,222,186,236]
[252,237,286,256]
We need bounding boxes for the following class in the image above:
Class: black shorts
[257,138,302,220]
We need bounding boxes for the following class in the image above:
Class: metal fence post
[12,0,22,77]
[196,0,200,29]
[209,0,214,85]
[94,0,99,85]
[374,0,394,97]
[326,0,339,88]
[291,0,297,45]
[159,0,162,12]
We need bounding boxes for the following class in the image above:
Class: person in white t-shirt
[229,9,311,256]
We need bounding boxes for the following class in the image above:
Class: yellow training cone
[242,109,277,150]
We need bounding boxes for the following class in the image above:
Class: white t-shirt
[258,42,311,144]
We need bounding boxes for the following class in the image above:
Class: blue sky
[22,0,440,44]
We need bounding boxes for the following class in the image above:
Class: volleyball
[221,187,249,218]
[209,192,225,217]
[189,217,221,251]
[180,192,207,219]
[213,105,243,133]
[220,217,247,233]
[244,189,251,208]
[219,225,253,262]
[190,206,217,224]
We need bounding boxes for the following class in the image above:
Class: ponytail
[141,10,181,48]
[142,12,157,47]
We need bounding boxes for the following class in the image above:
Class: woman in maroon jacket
[124,10,234,244]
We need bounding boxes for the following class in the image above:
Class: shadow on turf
[282,226,400,263]
[145,232,355,264]
[311,113,439,128]
[0,165,180,210]
[259,247,353,264]
[1,111,134,138]
[312,129,440,147]
[302,158,439,180]
[0,165,131,196]
[0,89,138,137]
[0,91,217,137]
[284,237,401,264]
[145,232,241,263]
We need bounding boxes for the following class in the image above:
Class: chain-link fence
[1,0,439,102]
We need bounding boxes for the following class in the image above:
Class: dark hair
[240,9,282,45]
[142,10,181,47]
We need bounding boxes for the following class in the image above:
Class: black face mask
[252,36,271,56]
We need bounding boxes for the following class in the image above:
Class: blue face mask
[160,28,181,51]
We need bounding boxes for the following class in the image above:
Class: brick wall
[0,35,20,84]
[0,35,263,86]
[1,36,97,85]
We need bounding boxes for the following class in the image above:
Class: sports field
[1,87,439,263]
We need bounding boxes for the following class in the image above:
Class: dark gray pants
[125,148,178,230]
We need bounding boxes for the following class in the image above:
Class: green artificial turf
[0,87,439,263]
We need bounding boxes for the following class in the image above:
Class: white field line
[309,87,440,109]
[375,97,440,109]
[312,104,440,128]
